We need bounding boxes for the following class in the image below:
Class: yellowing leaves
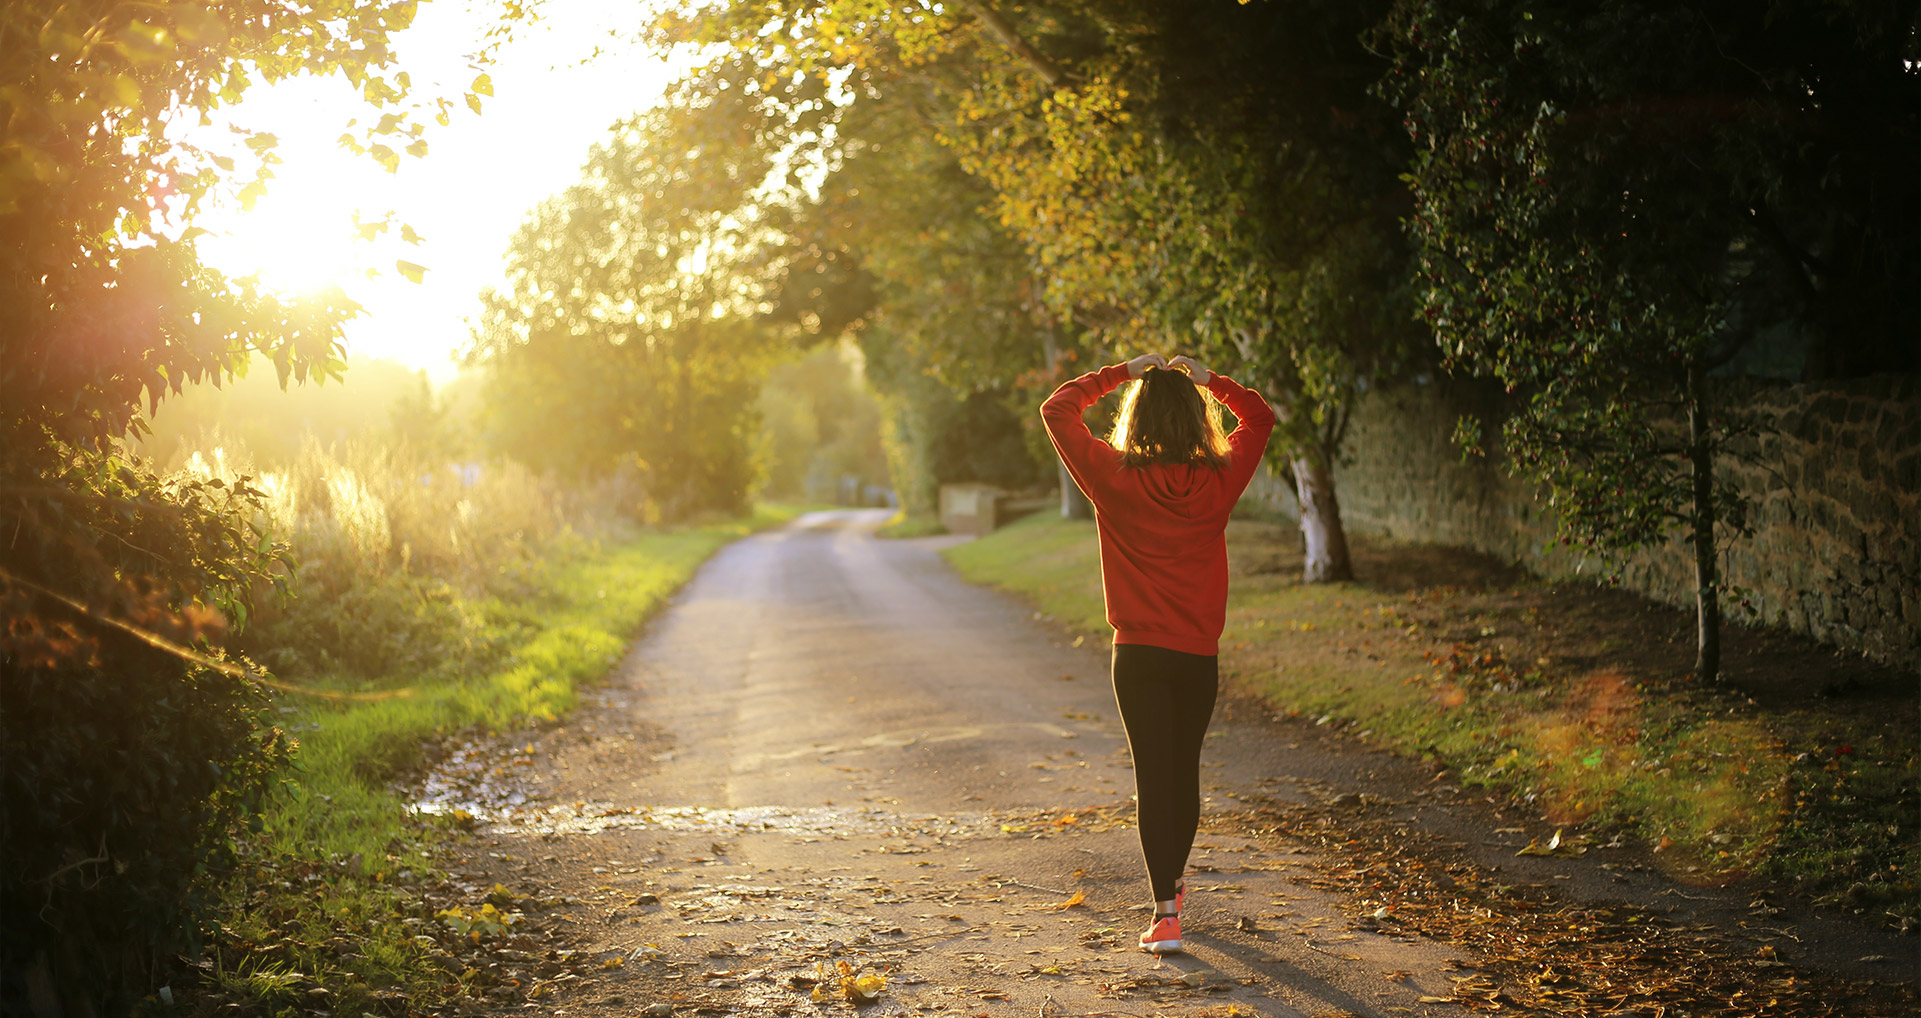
[434,902,516,942]
[1053,890,1086,910]
[810,960,886,1004]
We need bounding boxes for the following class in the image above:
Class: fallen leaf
[1055,891,1087,910]
[1516,828,1588,857]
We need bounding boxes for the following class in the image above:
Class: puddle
[407,735,1001,839]
[409,736,536,819]
[407,725,1124,844]
[478,801,994,839]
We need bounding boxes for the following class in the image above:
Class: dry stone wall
[1241,375,1920,673]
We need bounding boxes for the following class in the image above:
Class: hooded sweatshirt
[1040,363,1277,656]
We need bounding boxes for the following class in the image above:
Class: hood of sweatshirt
[1128,462,1226,523]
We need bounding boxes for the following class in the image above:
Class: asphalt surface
[427,509,1917,1015]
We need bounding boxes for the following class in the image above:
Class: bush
[0,647,289,1013]
[1,447,293,1016]
[169,434,609,689]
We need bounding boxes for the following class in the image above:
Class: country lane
[422,509,1476,1017]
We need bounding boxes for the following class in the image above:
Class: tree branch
[957,1,1074,89]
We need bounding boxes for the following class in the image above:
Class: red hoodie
[1040,363,1277,656]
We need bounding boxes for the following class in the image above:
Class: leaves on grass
[435,902,518,941]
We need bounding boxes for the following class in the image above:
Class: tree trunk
[1037,323,1089,520]
[1292,451,1353,583]
[1059,462,1092,519]
[1686,358,1721,682]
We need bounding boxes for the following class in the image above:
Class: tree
[0,1,501,1007]
[757,341,890,502]
[1377,0,1919,681]
[658,0,1425,580]
[792,75,1072,517]
[468,62,801,519]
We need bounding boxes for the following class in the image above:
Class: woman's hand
[1169,355,1211,385]
[1125,353,1168,378]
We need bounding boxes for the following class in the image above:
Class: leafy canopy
[1379,0,1917,553]
[469,59,810,517]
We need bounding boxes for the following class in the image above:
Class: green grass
[874,511,948,538]
[188,505,803,1015]
[944,515,1104,628]
[942,512,1918,925]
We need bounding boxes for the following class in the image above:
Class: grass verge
[943,512,1920,931]
[874,511,947,538]
[175,506,805,1016]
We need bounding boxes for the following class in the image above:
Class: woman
[1039,352,1276,954]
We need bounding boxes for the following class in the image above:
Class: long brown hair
[1107,367,1231,469]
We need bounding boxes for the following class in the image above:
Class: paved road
[425,510,1916,1015]
[436,509,1474,1016]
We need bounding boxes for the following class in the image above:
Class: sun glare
[204,175,368,297]
[179,1,682,380]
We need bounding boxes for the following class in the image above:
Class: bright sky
[190,1,683,383]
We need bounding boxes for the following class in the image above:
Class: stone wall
[1242,375,1920,673]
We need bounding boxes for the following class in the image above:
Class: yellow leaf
[847,971,886,1002]
[395,260,427,284]
[471,72,493,96]
[1054,890,1086,910]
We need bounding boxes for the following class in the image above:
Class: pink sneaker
[1139,913,1182,954]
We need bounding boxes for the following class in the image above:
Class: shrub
[1,448,293,1016]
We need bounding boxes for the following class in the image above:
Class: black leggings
[1111,643,1219,903]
